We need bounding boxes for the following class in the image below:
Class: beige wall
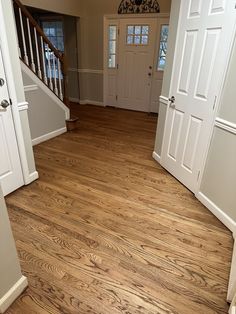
[22,68,67,141]
[200,35,236,223]
[22,0,84,17]
[0,185,23,302]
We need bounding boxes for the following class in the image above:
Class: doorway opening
[104,14,169,114]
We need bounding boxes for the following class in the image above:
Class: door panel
[189,0,202,18]
[178,30,197,95]
[161,0,236,193]
[168,110,184,161]
[0,48,24,195]
[118,18,157,112]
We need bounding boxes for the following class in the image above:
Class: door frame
[103,13,169,112]
[0,0,38,187]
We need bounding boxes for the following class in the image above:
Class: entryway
[104,14,169,113]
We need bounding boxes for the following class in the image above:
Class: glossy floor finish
[6,105,233,314]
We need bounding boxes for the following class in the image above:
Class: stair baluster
[18,7,29,65]
[34,27,42,79]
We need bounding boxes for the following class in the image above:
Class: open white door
[161,0,236,193]
[0,47,24,196]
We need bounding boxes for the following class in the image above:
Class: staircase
[13,0,78,131]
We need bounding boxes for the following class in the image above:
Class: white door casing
[150,18,169,113]
[117,18,157,112]
[0,47,24,196]
[161,0,236,193]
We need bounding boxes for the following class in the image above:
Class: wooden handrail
[13,0,63,61]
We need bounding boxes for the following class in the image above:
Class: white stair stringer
[21,61,69,120]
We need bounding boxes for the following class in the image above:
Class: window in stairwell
[42,20,64,52]
[41,20,64,79]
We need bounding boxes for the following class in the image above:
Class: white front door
[161,0,236,193]
[117,18,157,112]
[0,47,24,196]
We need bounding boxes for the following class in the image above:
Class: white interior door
[0,47,24,196]
[117,18,157,112]
[161,0,236,193]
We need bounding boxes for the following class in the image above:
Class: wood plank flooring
[6,104,233,314]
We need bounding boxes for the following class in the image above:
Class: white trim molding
[79,100,105,107]
[68,68,104,75]
[17,101,28,111]
[24,171,39,185]
[228,241,236,303]
[197,192,236,234]
[32,127,67,146]
[152,151,161,163]
[215,117,236,135]
[0,276,28,313]
[159,95,169,106]
[69,97,80,103]
[24,84,38,92]
[229,298,236,314]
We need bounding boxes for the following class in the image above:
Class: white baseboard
[152,151,161,164]
[69,97,80,103]
[32,127,67,146]
[197,192,236,234]
[24,171,39,185]
[0,276,28,313]
[79,99,105,107]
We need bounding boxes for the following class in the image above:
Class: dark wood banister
[13,0,63,62]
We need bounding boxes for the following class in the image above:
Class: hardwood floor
[6,104,233,314]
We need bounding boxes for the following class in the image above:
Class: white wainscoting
[196,116,236,236]
[215,117,236,135]
[68,68,104,106]
[197,192,236,235]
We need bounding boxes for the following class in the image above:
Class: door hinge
[118,28,120,35]
[213,96,217,110]
[116,95,118,101]
[197,170,201,181]
[9,98,12,105]
[117,64,119,69]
